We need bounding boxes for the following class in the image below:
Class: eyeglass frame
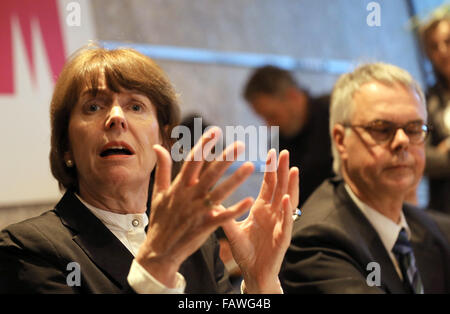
[341,119,430,145]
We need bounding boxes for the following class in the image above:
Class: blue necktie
[392,228,424,294]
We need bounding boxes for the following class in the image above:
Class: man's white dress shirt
[344,184,411,280]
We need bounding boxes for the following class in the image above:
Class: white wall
[0,0,96,208]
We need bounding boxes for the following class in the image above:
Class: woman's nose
[438,42,448,55]
[105,105,128,131]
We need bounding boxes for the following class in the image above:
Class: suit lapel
[333,179,409,293]
[404,206,449,292]
[55,191,134,290]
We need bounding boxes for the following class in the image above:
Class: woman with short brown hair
[0,45,299,294]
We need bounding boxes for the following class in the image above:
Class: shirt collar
[75,194,149,232]
[344,183,411,253]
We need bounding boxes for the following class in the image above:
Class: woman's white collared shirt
[75,194,186,293]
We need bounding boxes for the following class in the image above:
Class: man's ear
[332,124,348,161]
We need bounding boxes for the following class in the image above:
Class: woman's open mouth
[100,142,135,158]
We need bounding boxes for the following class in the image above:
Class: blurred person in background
[419,9,450,214]
[243,65,334,207]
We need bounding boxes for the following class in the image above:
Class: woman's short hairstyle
[329,62,426,174]
[50,45,180,192]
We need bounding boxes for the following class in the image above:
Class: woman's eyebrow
[129,92,150,101]
[79,89,113,100]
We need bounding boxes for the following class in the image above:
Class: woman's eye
[131,103,142,112]
[87,103,100,112]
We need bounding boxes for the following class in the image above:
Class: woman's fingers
[257,149,277,203]
[287,167,300,210]
[215,198,253,222]
[180,127,221,186]
[195,141,246,195]
[271,150,290,210]
[280,194,294,245]
[216,198,254,231]
[152,144,173,197]
[207,161,255,204]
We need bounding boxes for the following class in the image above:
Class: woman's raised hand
[221,149,299,293]
[136,127,255,288]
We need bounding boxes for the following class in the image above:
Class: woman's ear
[158,125,171,150]
[64,151,74,168]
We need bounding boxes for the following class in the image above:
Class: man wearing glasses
[280,63,450,293]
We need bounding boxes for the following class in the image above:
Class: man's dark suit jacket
[280,178,450,293]
[0,191,233,293]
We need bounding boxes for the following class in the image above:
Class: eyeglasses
[343,120,430,144]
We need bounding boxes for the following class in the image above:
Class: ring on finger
[204,194,214,207]
[292,208,302,221]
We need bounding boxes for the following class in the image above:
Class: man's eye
[405,125,422,134]
[371,127,392,134]
[369,120,393,132]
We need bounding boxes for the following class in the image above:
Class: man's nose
[105,105,128,131]
[390,128,410,151]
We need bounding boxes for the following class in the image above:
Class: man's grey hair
[330,62,426,175]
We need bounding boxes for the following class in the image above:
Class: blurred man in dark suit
[243,65,333,206]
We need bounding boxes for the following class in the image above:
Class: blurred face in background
[426,19,450,82]
[251,94,292,131]
[250,88,308,137]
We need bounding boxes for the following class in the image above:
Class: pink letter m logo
[0,0,66,94]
